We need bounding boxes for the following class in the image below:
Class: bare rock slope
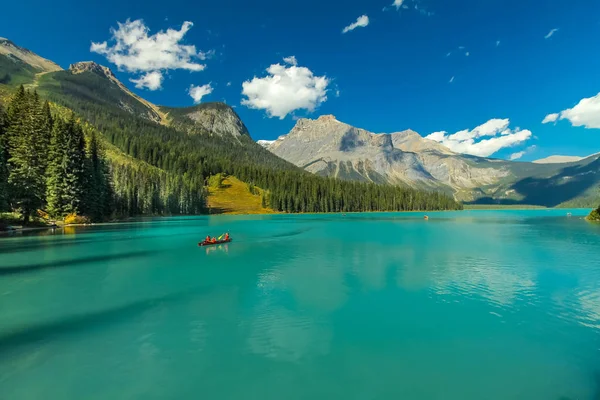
[266,115,510,192]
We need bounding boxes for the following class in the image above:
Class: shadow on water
[269,227,312,238]
[0,250,161,276]
[556,371,600,400]
[0,229,201,255]
[0,288,203,356]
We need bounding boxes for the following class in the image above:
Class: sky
[2,0,600,161]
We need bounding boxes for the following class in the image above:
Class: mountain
[0,38,461,217]
[263,115,600,207]
[161,102,250,139]
[0,38,61,86]
[533,155,585,164]
[265,115,512,191]
[0,38,61,73]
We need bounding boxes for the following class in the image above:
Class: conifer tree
[0,104,8,211]
[46,118,68,217]
[84,129,112,220]
[46,115,87,217]
[6,88,48,222]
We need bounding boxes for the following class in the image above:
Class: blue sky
[2,0,600,160]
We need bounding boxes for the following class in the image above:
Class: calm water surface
[1,210,599,399]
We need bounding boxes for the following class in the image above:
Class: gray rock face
[185,104,250,138]
[265,115,510,192]
[69,61,113,77]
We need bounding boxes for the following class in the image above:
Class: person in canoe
[199,233,232,246]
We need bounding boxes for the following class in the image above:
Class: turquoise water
[1,209,599,399]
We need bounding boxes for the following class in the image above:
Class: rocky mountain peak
[391,129,455,155]
[317,114,338,122]
[69,61,115,79]
[183,102,250,138]
[0,37,62,72]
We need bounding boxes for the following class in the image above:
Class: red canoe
[198,238,232,247]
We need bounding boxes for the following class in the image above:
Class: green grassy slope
[0,54,37,86]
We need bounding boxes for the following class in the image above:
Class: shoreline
[1,206,594,235]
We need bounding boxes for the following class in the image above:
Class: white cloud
[91,19,210,89]
[509,151,525,160]
[226,81,232,87]
[342,15,369,34]
[546,93,600,129]
[545,28,559,39]
[547,92,600,129]
[283,56,298,66]
[465,51,470,57]
[392,0,404,9]
[510,145,537,160]
[241,59,329,119]
[542,113,559,124]
[496,40,501,47]
[425,118,533,157]
[130,71,163,90]
[188,83,213,103]
[449,76,454,83]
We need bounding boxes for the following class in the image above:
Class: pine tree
[46,118,68,217]
[0,104,8,211]
[46,115,87,218]
[84,129,111,220]
[65,117,87,214]
[6,88,48,222]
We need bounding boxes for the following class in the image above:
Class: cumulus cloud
[545,28,559,39]
[392,0,404,9]
[425,118,533,157]
[342,15,369,33]
[509,145,537,161]
[188,83,213,103]
[241,59,329,119]
[91,19,210,89]
[542,113,559,124]
[130,71,163,91]
[283,56,298,66]
[544,92,600,129]
[509,151,526,160]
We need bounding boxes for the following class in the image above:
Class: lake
[1,209,599,399]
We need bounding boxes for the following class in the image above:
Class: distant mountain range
[261,115,600,207]
[0,37,462,215]
[1,37,598,209]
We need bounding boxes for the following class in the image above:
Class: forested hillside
[33,68,461,214]
[0,87,114,222]
[0,40,462,223]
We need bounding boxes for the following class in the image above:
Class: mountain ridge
[0,37,62,73]
[1,37,597,209]
[263,115,600,206]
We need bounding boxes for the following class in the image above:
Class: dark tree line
[40,75,462,214]
[0,87,112,222]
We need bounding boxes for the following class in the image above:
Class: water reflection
[204,244,229,255]
[1,212,599,399]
